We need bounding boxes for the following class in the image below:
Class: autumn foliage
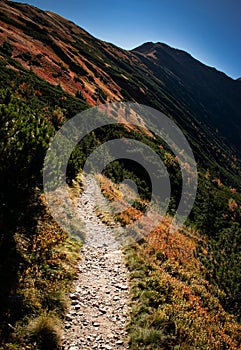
[97,175,241,348]
[126,222,241,349]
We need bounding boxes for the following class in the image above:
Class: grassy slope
[0,194,81,350]
[125,230,241,349]
[0,57,86,349]
[1,1,241,190]
[99,176,241,349]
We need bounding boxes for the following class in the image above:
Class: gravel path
[62,177,130,350]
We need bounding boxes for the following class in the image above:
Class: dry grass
[27,313,62,350]
[1,189,82,350]
[125,224,241,349]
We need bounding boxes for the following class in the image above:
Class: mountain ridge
[0,0,241,186]
[133,41,238,80]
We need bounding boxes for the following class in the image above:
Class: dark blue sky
[12,0,241,79]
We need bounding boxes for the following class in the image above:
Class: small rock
[99,307,107,314]
[69,293,77,299]
[116,284,128,290]
[65,314,73,321]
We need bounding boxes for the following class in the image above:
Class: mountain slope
[133,42,241,155]
[1,0,241,188]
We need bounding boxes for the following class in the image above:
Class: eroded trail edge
[62,178,130,350]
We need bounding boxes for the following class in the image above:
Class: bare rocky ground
[62,177,130,350]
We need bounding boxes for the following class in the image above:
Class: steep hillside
[1,0,241,188]
[133,42,241,157]
[0,0,130,103]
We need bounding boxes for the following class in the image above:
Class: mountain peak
[133,41,192,57]
[133,41,168,52]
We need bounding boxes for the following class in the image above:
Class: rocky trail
[62,177,130,350]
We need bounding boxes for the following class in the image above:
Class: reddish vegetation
[96,175,241,348]
[0,0,128,103]
[129,218,241,348]
[147,222,197,265]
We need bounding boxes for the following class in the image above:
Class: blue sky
[12,0,241,79]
